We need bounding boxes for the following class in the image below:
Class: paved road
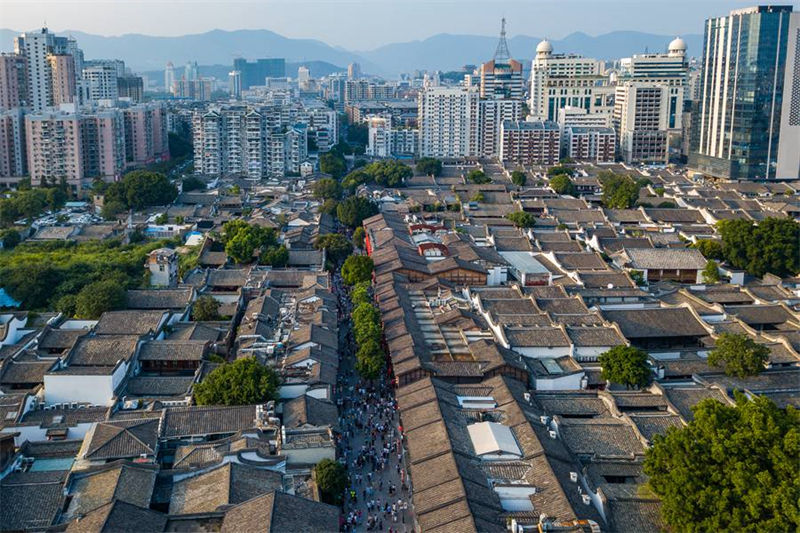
[334,272,414,533]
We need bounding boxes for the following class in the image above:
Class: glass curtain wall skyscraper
[689,5,796,180]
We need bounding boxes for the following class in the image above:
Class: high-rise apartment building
[614,83,682,164]
[479,98,522,157]
[82,64,118,102]
[164,62,176,94]
[499,120,561,166]
[122,103,169,167]
[0,108,26,177]
[14,29,55,111]
[529,40,612,121]
[348,62,362,79]
[418,86,480,158]
[0,54,27,110]
[117,76,144,102]
[48,54,77,106]
[192,104,308,179]
[776,12,800,178]
[690,5,798,180]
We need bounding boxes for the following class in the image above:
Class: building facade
[418,86,480,158]
[689,5,798,180]
[499,120,561,166]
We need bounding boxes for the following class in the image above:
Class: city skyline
[1,0,789,50]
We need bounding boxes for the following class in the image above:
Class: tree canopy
[598,345,652,389]
[0,238,176,310]
[313,178,342,200]
[319,152,347,180]
[599,171,647,209]
[342,160,412,189]
[315,233,353,265]
[0,186,69,227]
[315,458,347,505]
[466,169,491,184]
[194,357,280,406]
[352,227,366,249]
[702,260,720,284]
[692,239,724,261]
[510,170,527,187]
[708,333,769,378]
[73,279,126,319]
[192,294,221,321]
[341,255,374,285]
[549,174,576,195]
[260,245,289,267]
[416,157,443,177]
[102,170,177,211]
[181,176,206,192]
[644,394,800,532]
[350,299,385,380]
[336,196,378,228]
[717,217,800,277]
[505,211,536,228]
[547,165,575,177]
[221,220,278,264]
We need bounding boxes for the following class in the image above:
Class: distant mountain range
[0,28,703,77]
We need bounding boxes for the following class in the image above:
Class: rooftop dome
[536,39,553,54]
[668,37,687,52]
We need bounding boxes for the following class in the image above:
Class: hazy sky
[2,0,797,50]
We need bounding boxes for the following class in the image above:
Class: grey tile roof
[220,491,340,533]
[138,340,207,361]
[0,471,66,531]
[624,247,706,270]
[161,405,256,439]
[63,462,158,522]
[83,418,159,461]
[602,308,709,339]
[169,462,283,514]
[126,288,193,310]
[64,500,167,533]
[282,395,339,431]
[68,335,140,367]
[93,311,167,336]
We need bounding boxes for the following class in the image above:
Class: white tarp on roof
[467,421,522,459]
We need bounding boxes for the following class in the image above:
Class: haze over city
[2,0,790,49]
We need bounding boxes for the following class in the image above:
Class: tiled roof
[93,311,167,336]
[169,462,283,514]
[603,307,709,339]
[161,405,256,438]
[64,500,167,533]
[0,471,66,531]
[220,491,340,533]
[138,340,207,361]
[126,288,193,310]
[624,247,706,270]
[83,418,159,461]
[63,462,158,522]
[68,335,140,367]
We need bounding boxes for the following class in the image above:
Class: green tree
[470,192,484,203]
[364,160,412,187]
[260,245,289,267]
[194,357,280,406]
[350,281,371,307]
[101,200,126,220]
[416,157,442,177]
[315,458,348,505]
[315,233,353,264]
[313,178,342,200]
[155,213,168,224]
[341,169,371,190]
[351,302,382,345]
[549,174,576,195]
[718,217,800,277]
[341,255,374,285]
[708,333,769,378]
[168,131,192,159]
[598,345,652,389]
[192,294,221,321]
[1,229,21,249]
[223,222,277,264]
[510,170,527,186]
[353,227,366,249]
[74,279,126,319]
[702,260,720,284]
[356,338,385,380]
[182,176,206,192]
[547,165,574,177]
[644,394,800,532]
[336,196,378,228]
[56,293,77,317]
[466,169,491,184]
[105,170,177,210]
[599,172,645,209]
[347,122,369,146]
[319,199,339,217]
[320,152,346,180]
[505,211,536,228]
[692,239,724,261]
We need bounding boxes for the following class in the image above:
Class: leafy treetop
[194,357,280,406]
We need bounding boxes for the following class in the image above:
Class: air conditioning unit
[548,430,557,439]
[540,415,550,425]
[582,494,591,505]
[523,392,531,403]
[570,472,578,483]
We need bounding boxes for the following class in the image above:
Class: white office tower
[614,83,683,164]
[367,116,391,157]
[529,40,612,121]
[557,106,612,129]
[14,29,55,111]
[82,64,119,103]
[229,70,242,99]
[479,98,522,157]
[776,13,800,179]
[165,62,176,94]
[418,86,480,157]
[619,38,689,86]
[297,66,311,84]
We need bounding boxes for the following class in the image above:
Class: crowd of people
[334,271,413,532]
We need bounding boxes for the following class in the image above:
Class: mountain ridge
[0,28,703,77]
